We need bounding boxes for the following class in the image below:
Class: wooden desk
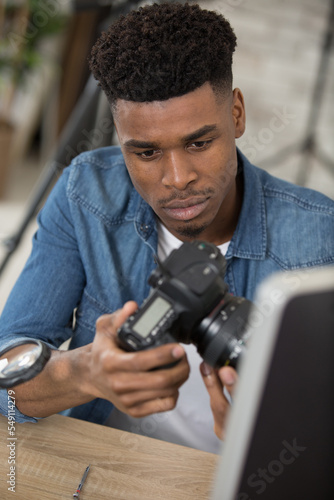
[0,414,218,499]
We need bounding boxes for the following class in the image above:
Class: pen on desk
[73,464,91,498]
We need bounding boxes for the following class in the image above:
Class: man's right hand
[13,301,189,420]
[82,301,190,417]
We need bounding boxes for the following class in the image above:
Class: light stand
[258,0,334,188]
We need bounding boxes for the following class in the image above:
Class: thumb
[95,301,138,340]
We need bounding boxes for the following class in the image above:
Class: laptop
[211,266,334,500]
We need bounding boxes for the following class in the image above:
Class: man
[0,2,333,454]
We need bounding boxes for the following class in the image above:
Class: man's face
[113,82,245,245]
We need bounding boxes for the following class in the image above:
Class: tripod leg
[0,76,103,275]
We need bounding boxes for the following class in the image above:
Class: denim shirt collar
[127,149,267,260]
[225,150,267,261]
[126,185,159,254]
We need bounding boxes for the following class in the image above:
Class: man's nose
[161,151,198,190]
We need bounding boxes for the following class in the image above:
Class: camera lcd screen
[133,297,172,338]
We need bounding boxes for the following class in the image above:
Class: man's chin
[173,221,208,240]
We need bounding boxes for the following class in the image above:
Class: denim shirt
[0,146,333,424]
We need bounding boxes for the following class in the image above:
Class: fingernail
[201,362,212,377]
[172,345,184,359]
[223,370,236,386]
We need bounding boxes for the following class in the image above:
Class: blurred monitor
[211,266,334,500]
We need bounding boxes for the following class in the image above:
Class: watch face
[0,344,41,376]
[0,340,51,388]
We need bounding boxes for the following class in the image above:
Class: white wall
[202,0,334,197]
[1,0,333,312]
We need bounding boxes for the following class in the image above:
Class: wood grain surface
[0,413,218,499]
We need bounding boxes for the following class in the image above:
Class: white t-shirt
[106,224,230,453]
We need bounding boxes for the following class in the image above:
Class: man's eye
[136,150,158,159]
[189,140,212,150]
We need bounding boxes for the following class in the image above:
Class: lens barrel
[194,295,252,369]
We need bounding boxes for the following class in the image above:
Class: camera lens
[194,295,252,370]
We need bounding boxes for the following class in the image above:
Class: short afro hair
[89,2,237,107]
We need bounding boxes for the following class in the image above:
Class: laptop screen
[211,266,334,500]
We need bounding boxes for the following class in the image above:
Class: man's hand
[83,301,190,417]
[13,301,189,420]
[200,362,237,440]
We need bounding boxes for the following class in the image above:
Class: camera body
[117,240,252,369]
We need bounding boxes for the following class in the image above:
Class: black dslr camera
[117,240,252,369]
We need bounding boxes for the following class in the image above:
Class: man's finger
[115,386,180,410]
[125,395,178,418]
[200,362,227,401]
[200,362,231,439]
[218,366,238,399]
[104,357,189,394]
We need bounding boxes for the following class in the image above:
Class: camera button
[126,336,140,349]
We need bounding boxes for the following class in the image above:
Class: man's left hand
[200,362,237,440]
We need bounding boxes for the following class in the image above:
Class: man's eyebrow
[123,124,219,150]
[183,124,219,143]
[124,139,159,150]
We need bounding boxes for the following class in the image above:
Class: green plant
[0,0,68,121]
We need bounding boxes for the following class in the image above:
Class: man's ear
[232,88,246,139]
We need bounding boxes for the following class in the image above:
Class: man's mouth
[162,196,210,221]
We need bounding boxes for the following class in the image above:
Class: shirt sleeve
[0,388,40,423]
[0,168,86,421]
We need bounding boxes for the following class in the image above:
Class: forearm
[13,344,95,418]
